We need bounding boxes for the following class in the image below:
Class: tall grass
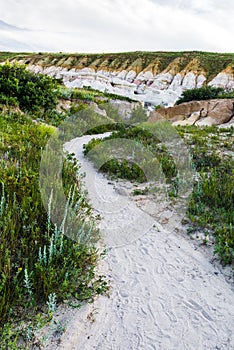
[0,108,107,346]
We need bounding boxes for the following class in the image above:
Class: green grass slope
[1,51,234,82]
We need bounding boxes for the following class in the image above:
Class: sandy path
[56,134,234,350]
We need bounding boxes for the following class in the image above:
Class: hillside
[1,51,234,107]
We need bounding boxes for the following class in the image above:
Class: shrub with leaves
[0,63,59,113]
[176,86,225,105]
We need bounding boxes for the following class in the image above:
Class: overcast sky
[0,0,233,53]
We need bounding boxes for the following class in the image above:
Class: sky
[0,0,233,53]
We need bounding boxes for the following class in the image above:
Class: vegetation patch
[176,86,234,105]
[0,65,110,348]
[84,123,178,193]
[59,85,136,103]
[177,125,234,264]
[0,63,59,113]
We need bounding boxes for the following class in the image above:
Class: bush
[0,63,59,113]
[176,86,225,105]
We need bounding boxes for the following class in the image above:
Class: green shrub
[176,86,225,105]
[0,63,59,113]
[101,158,147,182]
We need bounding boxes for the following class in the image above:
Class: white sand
[50,134,234,350]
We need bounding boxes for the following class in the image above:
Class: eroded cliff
[1,51,234,108]
[149,99,234,127]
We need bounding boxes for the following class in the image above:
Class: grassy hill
[1,51,234,82]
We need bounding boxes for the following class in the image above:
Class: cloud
[0,0,233,52]
[0,20,27,31]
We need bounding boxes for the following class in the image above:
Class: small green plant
[0,323,20,350]
[132,187,149,196]
[47,292,57,325]
[24,268,34,306]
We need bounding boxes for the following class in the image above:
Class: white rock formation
[182,72,197,90]
[151,73,173,90]
[26,63,234,108]
[197,74,207,88]
[196,117,218,126]
[208,73,229,88]
[136,70,154,81]
[126,70,137,81]
[208,71,234,89]
[170,73,183,91]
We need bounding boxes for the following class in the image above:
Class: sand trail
[54,134,234,350]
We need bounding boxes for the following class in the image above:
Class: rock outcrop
[4,51,234,108]
[149,99,234,127]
